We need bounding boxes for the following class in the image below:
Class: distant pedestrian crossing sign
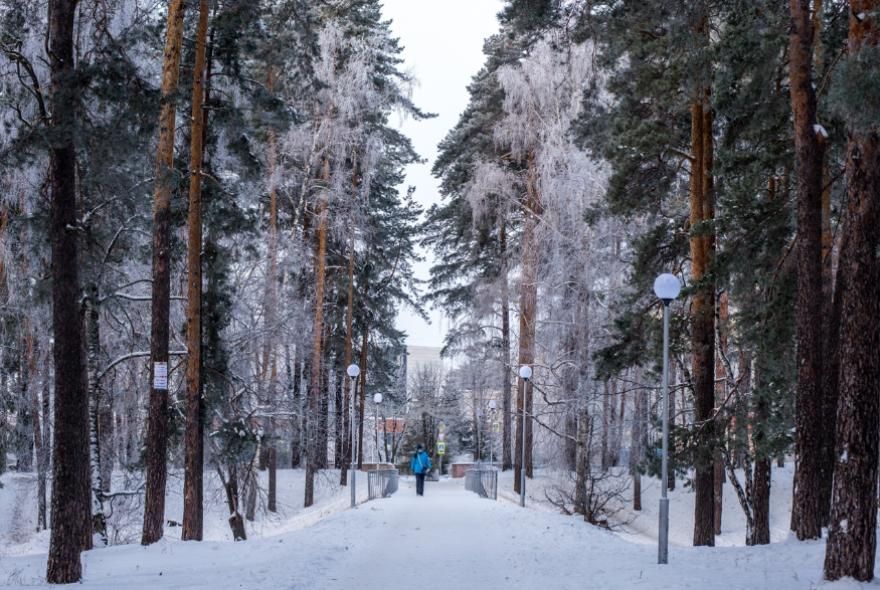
[437,442,446,455]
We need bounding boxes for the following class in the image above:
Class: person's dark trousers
[415,473,425,496]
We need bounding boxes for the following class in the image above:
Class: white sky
[383,0,505,348]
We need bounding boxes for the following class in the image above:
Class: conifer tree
[45,0,89,582]
[142,0,186,546]
[788,0,826,541]
[182,0,209,542]
[824,0,880,580]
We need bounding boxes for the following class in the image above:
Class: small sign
[437,442,446,455]
[153,362,168,390]
[492,421,500,433]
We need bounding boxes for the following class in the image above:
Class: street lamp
[373,393,383,467]
[653,273,681,565]
[518,365,533,508]
[347,363,360,508]
[488,399,497,466]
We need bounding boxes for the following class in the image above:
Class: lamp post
[518,365,532,508]
[653,273,681,565]
[373,393,383,467]
[347,364,360,508]
[488,399,497,466]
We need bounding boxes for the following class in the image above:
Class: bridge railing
[367,469,399,500]
[465,467,498,500]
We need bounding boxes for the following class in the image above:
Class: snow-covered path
[316,478,834,590]
[0,475,857,589]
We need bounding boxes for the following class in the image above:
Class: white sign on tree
[153,362,168,390]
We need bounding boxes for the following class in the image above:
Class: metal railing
[367,469,399,500]
[465,467,498,500]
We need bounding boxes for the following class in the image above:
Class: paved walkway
[304,477,827,590]
[309,476,645,590]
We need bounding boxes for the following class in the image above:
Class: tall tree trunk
[28,335,48,530]
[614,382,624,467]
[357,328,368,469]
[824,4,880,580]
[714,291,729,536]
[690,88,716,547]
[98,397,113,494]
[305,160,330,508]
[262,64,280,507]
[746,353,771,546]
[749,457,771,545]
[789,0,827,542]
[515,151,540,494]
[574,408,589,515]
[318,328,331,470]
[813,0,839,529]
[290,352,302,468]
[818,257,842,525]
[334,358,344,468]
[85,292,108,546]
[15,353,34,473]
[267,444,277,512]
[601,381,610,471]
[182,0,209,542]
[142,0,186,546]
[630,381,644,511]
[340,246,355,485]
[564,412,577,473]
[500,222,513,471]
[45,0,90,583]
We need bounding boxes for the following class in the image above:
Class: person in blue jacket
[410,444,432,496]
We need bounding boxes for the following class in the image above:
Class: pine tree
[142,0,186,546]
[823,0,880,580]
[788,0,826,541]
[181,0,209,542]
[45,0,90,582]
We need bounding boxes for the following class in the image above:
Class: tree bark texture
[218,464,246,541]
[27,335,48,531]
[815,0,839,527]
[500,222,513,471]
[258,65,280,508]
[824,3,880,581]
[714,291,729,536]
[290,354,303,468]
[143,0,186,546]
[750,358,771,546]
[601,381,610,472]
[182,0,209,542]
[574,409,589,515]
[305,161,330,508]
[690,92,716,547]
[317,326,331,470]
[514,152,540,495]
[750,458,772,546]
[357,328,368,469]
[85,293,108,546]
[788,0,827,542]
[631,378,645,512]
[340,246,355,485]
[45,0,90,583]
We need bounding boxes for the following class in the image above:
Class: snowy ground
[1,468,878,589]
[497,463,797,547]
